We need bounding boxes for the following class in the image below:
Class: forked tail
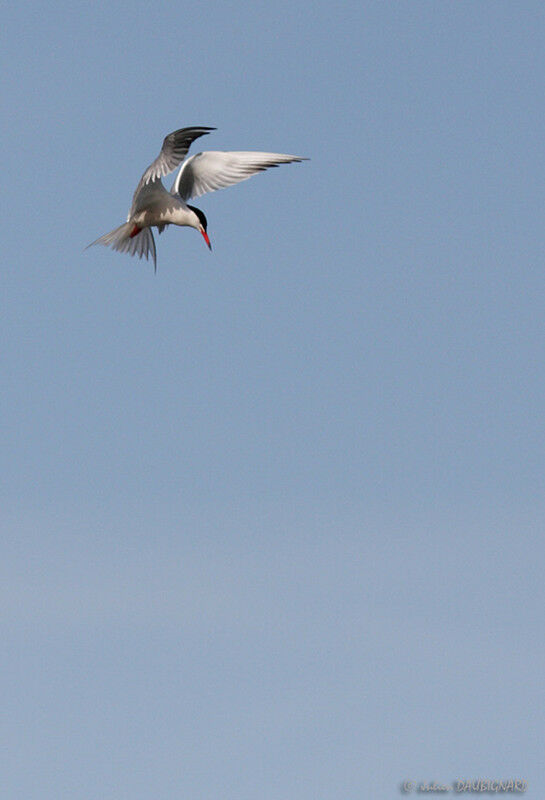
[86,222,157,271]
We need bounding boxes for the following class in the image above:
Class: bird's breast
[133,204,194,229]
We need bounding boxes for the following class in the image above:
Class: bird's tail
[86,222,157,271]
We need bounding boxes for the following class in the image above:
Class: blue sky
[2,1,545,798]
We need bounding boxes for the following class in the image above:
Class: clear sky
[2,1,544,798]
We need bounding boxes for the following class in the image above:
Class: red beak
[201,229,211,250]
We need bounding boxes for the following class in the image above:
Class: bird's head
[187,205,211,250]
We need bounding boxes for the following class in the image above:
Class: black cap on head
[187,204,208,231]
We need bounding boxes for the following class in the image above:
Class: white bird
[87,126,306,271]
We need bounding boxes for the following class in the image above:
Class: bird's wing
[170,151,306,200]
[130,127,215,210]
[139,127,215,185]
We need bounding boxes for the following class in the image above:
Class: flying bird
[87,126,306,270]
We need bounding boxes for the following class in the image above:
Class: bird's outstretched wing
[129,127,215,217]
[170,151,306,200]
[139,127,215,185]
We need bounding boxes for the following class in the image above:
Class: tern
[87,126,306,270]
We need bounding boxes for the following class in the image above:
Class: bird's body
[87,126,306,270]
[129,185,199,235]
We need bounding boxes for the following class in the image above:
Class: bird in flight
[87,126,306,271]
